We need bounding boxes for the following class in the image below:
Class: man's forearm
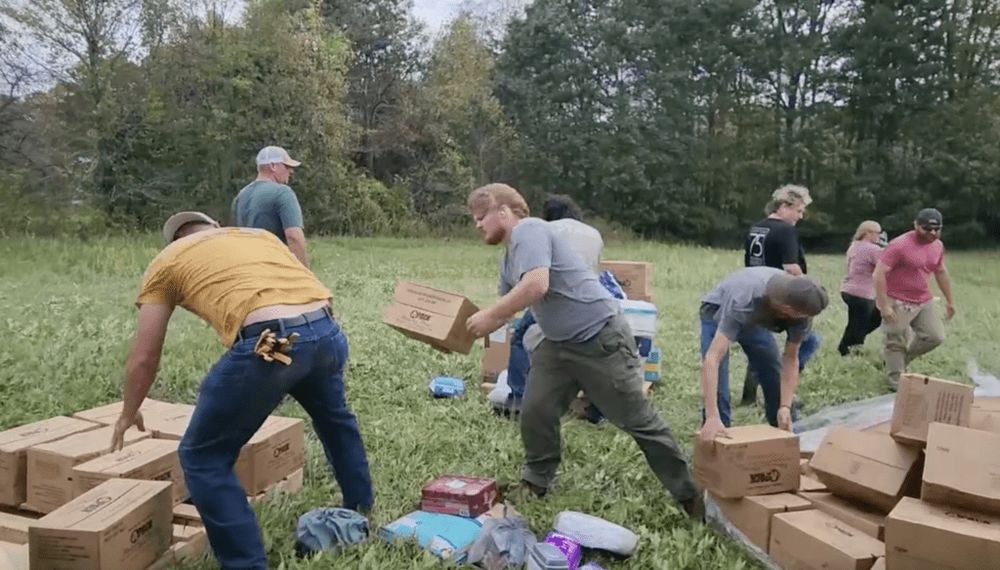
[874,268,890,308]
[780,354,799,407]
[122,356,159,420]
[936,270,954,306]
[701,361,721,417]
[288,239,309,268]
[490,279,544,322]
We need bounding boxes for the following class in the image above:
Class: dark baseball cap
[915,208,943,228]
[766,274,829,316]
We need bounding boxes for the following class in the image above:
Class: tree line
[1,0,997,248]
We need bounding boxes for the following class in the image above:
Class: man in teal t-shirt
[232,146,309,267]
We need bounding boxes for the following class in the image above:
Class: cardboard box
[0,416,100,506]
[890,373,972,447]
[863,421,892,434]
[147,528,208,570]
[871,558,885,570]
[172,503,201,526]
[809,427,922,512]
[29,478,173,570]
[0,540,28,570]
[770,510,885,570]
[711,492,812,552]
[382,281,480,354]
[970,396,1000,434]
[234,416,305,496]
[72,399,185,426]
[26,425,150,513]
[481,325,513,383]
[248,467,304,503]
[693,425,800,498]
[73,439,188,505]
[599,261,653,301]
[799,492,887,540]
[0,511,34,543]
[800,475,828,492]
[922,423,1000,515]
[885,497,1000,569]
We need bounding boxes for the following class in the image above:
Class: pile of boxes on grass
[380,474,626,569]
[381,261,663,411]
[698,372,1000,569]
[0,398,305,569]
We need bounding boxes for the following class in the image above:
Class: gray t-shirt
[231,181,304,244]
[548,219,604,271]
[500,218,617,342]
[700,267,811,343]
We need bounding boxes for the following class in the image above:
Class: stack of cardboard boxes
[0,398,306,569]
[698,372,998,569]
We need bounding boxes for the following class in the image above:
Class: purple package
[543,532,582,570]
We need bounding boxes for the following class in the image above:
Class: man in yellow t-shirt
[108,211,372,569]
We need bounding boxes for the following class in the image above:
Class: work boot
[681,491,706,523]
[500,480,547,503]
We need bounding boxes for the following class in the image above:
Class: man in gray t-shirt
[232,146,309,267]
[465,183,703,519]
[698,267,829,443]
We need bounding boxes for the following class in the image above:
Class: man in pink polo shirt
[873,208,956,389]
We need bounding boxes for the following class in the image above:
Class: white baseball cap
[255,146,301,167]
[162,211,219,244]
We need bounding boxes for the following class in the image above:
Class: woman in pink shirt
[837,220,884,355]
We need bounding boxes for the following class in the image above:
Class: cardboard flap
[0,417,99,452]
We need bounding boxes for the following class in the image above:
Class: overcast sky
[412,0,465,36]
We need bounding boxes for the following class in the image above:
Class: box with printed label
[810,426,922,512]
[234,416,305,496]
[885,496,1000,569]
[769,509,885,570]
[598,261,653,301]
[710,492,812,552]
[26,425,150,513]
[921,422,1000,515]
[28,478,172,570]
[693,425,800,498]
[72,439,188,505]
[799,492,887,540]
[890,373,972,447]
[0,416,100,506]
[382,281,480,354]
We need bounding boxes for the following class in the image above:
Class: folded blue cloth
[598,271,626,300]
[295,507,369,557]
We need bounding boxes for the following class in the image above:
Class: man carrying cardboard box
[464,184,702,517]
[874,207,956,390]
[698,267,829,440]
[501,194,606,419]
[108,212,373,569]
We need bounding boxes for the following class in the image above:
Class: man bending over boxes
[698,267,829,442]
[108,212,373,570]
[464,183,703,518]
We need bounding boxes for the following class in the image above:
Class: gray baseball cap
[255,146,301,167]
[766,273,829,316]
[162,211,218,244]
[915,208,943,228]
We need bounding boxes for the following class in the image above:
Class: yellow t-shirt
[137,228,331,346]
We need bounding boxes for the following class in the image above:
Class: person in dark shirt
[741,185,821,406]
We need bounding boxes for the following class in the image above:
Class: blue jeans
[700,316,791,427]
[798,330,821,371]
[507,310,535,400]
[178,314,373,570]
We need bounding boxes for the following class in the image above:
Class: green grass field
[2,236,998,569]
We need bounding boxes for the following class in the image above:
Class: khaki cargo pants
[520,312,698,503]
[883,298,945,389]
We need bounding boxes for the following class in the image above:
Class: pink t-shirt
[840,240,881,299]
[879,230,945,304]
